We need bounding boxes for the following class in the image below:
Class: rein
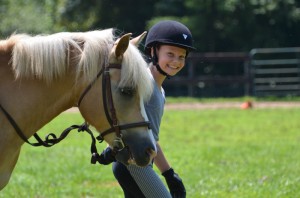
[0,104,99,164]
[1,62,151,165]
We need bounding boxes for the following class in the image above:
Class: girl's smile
[157,45,186,76]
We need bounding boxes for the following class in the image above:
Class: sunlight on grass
[1,108,300,197]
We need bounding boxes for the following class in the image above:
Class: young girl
[100,20,195,198]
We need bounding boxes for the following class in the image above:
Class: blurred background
[1,0,299,98]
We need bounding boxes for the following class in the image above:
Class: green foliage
[1,108,300,197]
[60,0,159,34]
[0,0,299,50]
[184,0,300,51]
[59,0,98,31]
[0,0,62,37]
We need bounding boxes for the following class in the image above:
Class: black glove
[162,168,186,198]
[98,147,116,165]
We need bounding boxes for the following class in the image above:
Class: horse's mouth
[113,133,157,166]
[126,147,135,164]
[127,157,136,165]
[128,146,156,166]
[115,146,156,167]
[117,146,137,165]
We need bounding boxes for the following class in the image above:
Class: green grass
[166,96,300,103]
[1,108,300,197]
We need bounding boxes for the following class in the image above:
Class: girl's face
[156,45,187,76]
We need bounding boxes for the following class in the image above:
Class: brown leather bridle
[77,62,151,153]
[0,62,151,164]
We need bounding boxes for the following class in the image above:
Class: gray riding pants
[112,161,171,198]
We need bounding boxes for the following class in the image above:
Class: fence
[163,52,250,97]
[163,47,300,98]
[250,47,300,97]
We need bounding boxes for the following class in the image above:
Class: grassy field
[166,96,300,103]
[1,106,300,197]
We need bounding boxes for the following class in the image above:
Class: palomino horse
[0,29,156,190]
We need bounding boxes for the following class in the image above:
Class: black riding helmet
[145,20,196,56]
[145,20,195,78]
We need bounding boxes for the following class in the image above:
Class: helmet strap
[155,64,171,79]
[152,48,171,79]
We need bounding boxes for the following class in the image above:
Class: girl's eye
[179,56,186,61]
[120,87,135,96]
[167,53,174,57]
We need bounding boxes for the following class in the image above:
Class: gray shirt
[145,80,165,141]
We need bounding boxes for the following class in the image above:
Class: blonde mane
[10,29,114,84]
[7,29,153,100]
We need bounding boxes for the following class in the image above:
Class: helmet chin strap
[151,48,171,79]
[155,64,171,79]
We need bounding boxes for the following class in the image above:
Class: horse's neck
[0,65,78,143]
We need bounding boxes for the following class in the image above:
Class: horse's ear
[130,31,147,47]
[115,33,132,58]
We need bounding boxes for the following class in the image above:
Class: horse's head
[78,31,156,167]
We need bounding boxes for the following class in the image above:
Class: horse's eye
[120,87,135,96]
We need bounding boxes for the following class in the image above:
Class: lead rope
[0,104,101,164]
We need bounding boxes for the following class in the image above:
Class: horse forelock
[10,29,115,84]
[119,44,153,101]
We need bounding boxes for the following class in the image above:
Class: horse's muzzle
[115,146,156,167]
[114,132,157,167]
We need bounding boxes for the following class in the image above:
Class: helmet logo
[182,34,188,40]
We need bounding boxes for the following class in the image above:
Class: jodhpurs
[112,161,171,198]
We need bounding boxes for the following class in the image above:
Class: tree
[59,0,98,31]
[60,0,159,36]
[1,0,299,52]
[0,0,61,37]
[184,0,300,51]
